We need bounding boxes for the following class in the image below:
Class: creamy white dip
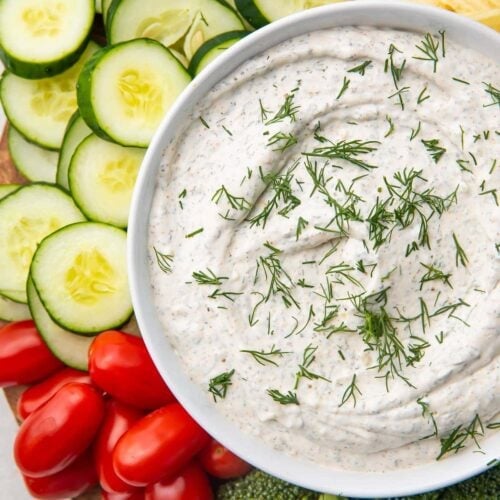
[149,26,500,471]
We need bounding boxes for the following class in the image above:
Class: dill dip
[148,26,500,472]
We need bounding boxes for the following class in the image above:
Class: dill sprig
[417,397,438,438]
[417,86,430,105]
[410,121,422,141]
[255,245,299,309]
[388,86,410,110]
[296,216,309,240]
[192,268,228,286]
[483,82,500,108]
[347,60,372,75]
[185,227,204,238]
[366,197,394,249]
[153,247,173,274]
[452,233,469,267]
[208,369,235,402]
[384,115,395,137]
[336,76,350,100]
[385,43,406,89]
[212,185,250,211]
[326,262,364,289]
[413,33,441,72]
[421,139,446,163]
[294,344,331,389]
[303,138,380,171]
[305,159,363,236]
[437,414,484,460]
[240,345,291,366]
[265,91,300,125]
[267,131,298,152]
[267,389,299,405]
[208,289,243,302]
[339,374,362,407]
[419,263,452,289]
[247,164,301,228]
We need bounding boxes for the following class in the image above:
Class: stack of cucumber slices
[0,0,339,369]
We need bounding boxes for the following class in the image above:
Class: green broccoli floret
[216,469,319,500]
[391,464,499,500]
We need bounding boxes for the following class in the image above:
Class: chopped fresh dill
[338,350,346,360]
[267,131,298,152]
[452,233,469,267]
[199,116,210,128]
[483,82,500,108]
[347,60,372,75]
[413,33,441,72]
[303,138,380,171]
[294,344,331,389]
[296,216,309,240]
[212,185,250,211]
[339,374,362,407]
[384,115,395,137]
[437,414,484,460]
[417,86,430,104]
[259,99,271,122]
[208,288,243,302]
[388,86,410,110]
[222,125,233,136]
[421,139,446,163]
[385,43,406,89]
[419,263,452,290]
[192,268,228,286]
[153,247,173,274]
[452,76,470,85]
[241,345,291,366]
[185,227,204,238]
[410,121,422,141]
[267,389,299,405]
[208,369,235,402]
[336,76,350,100]
[265,89,300,125]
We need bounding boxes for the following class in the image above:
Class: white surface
[129,2,500,498]
[0,393,30,500]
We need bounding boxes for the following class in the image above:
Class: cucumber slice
[0,294,31,322]
[8,127,58,183]
[235,0,341,28]
[31,222,132,333]
[69,134,145,228]
[95,0,103,14]
[56,111,92,189]
[77,38,191,147]
[0,184,21,200]
[188,31,248,76]
[0,184,85,303]
[0,40,99,150]
[27,276,92,371]
[107,0,244,60]
[102,0,113,23]
[0,0,95,79]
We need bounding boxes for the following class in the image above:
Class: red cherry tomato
[17,367,92,420]
[89,330,175,410]
[14,382,105,477]
[95,399,144,494]
[0,320,63,387]
[22,450,97,499]
[101,490,145,500]
[113,403,210,487]
[145,461,213,500]
[199,439,252,479]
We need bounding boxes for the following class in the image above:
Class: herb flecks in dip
[149,27,499,471]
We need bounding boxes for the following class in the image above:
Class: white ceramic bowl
[128,2,500,497]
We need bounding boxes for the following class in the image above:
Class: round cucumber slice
[0,40,99,150]
[0,0,95,79]
[188,30,248,76]
[0,184,21,200]
[107,0,244,60]
[27,276,92,371]
[0,293,31,322]
[0,184,86,303]
[235,0,341,28]
[69,134,145,228]
[8,127,58,183]
[56,111,92,189]
[77,38,191,147]
[31,222,132,333]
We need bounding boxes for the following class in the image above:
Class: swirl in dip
[149,26,499,471]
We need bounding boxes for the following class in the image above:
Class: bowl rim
[128,2,500,497]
